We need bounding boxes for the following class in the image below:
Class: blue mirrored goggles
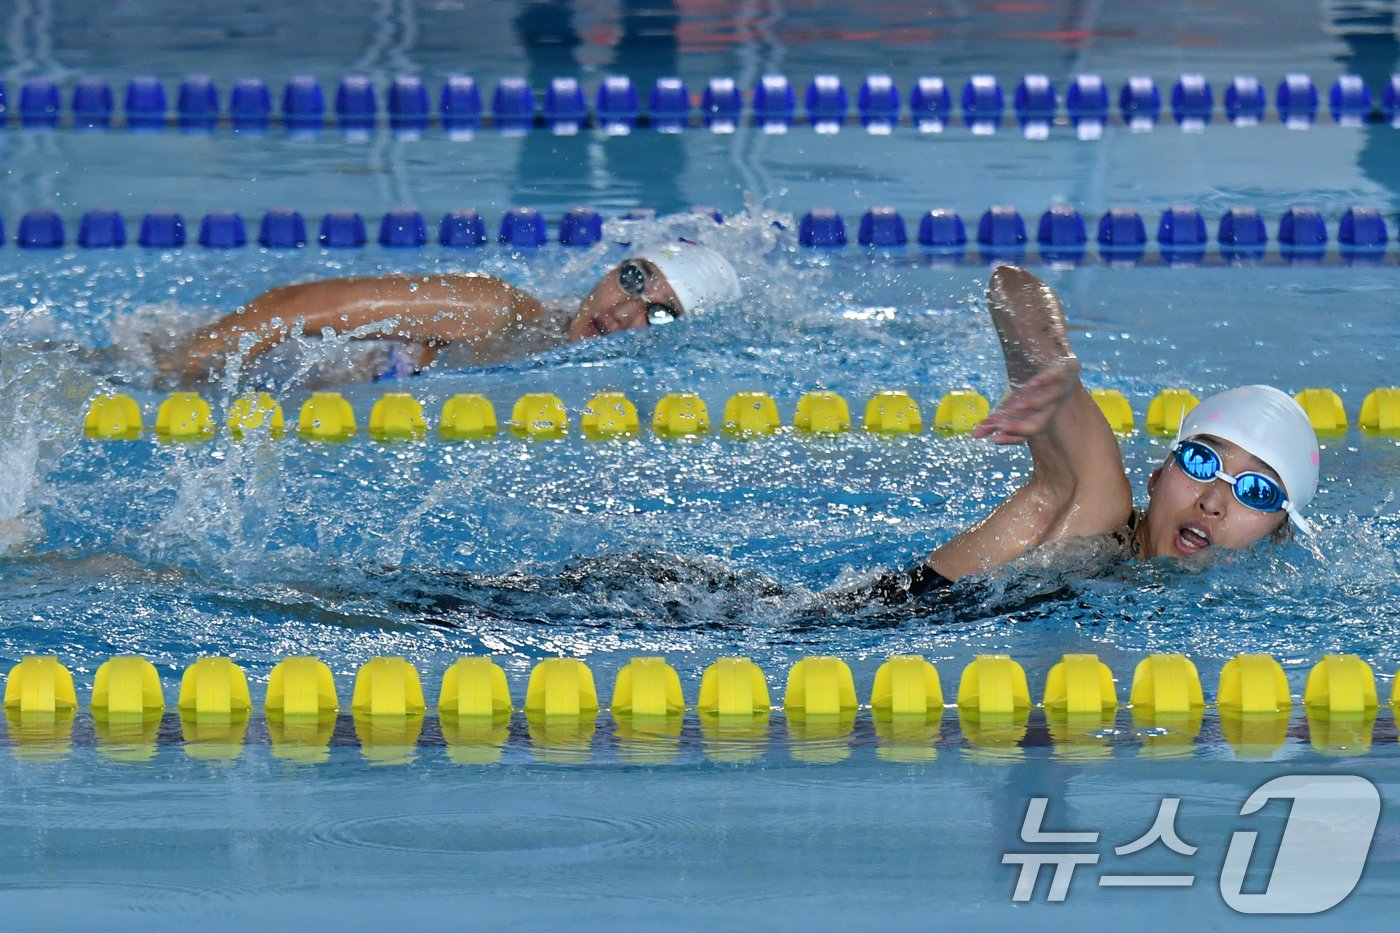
[1170,439,1288,513]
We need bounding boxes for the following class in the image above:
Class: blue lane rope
[3,72,1398,133]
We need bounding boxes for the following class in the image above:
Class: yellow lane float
[298,392,357,442]
[863,390,922,434]
[84,393,143,440]
[368,393,427,441]
[438,393,498,440]
[933,389,989,435]
[793,391,851,434]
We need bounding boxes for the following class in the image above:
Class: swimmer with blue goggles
[879,266,1319,599]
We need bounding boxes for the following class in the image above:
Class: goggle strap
[1284,502,1314,537]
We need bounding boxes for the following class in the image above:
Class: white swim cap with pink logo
[1175,385,1320,534]
[638,242,741,314]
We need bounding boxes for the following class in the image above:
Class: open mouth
[1175,523,1213,556]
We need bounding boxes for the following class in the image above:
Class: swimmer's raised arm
[922,266,1132,581]
[169,273,550,380]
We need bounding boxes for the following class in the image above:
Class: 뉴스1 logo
[1002,775,1380,913]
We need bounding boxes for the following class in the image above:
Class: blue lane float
[139,210,186,248]
[492,77,534,133]
[977,206,1026,262]
[388,76,430,132]
[439,76,481,135]
[1171,74,1213,126]
[17,210,60,248]
[701,77,741,132]
[1119,75,1161,128]
[282,76,325,131]
[858,75,898,132]
[1037,205,1086,264]
[1218,207,1268,262]
[319,210,366,248]
[19,78,60,128]
[1225,75,1266,124]
[858,208,905,247]
[177,75,219,132]
[379,208,427,248]
[1386,76,1400,126]
[1158,206,1208,264]
[335,76,377,132]
[229,78,271,133]
[961,75,1003,132]
[1330,75,1371,126]
[800,209,846,247]
[499,207,546,247]
[72,77,113,129]
[199,210,245,249]
[910,76,951,131]
[596,75,638,132]
[125,76,166,131]
[259,208,306,248]
[439,209,486,248]
[559,207,602,247]
[1098,208,1147,263]
[544,77,586,133]
[78,208,125,248]
[918,209,965,250]
[1279,206,1328,261]
[648,77,690,132]
[1277,73,1319,126]
[1014,74,1055,136]
[754,74,795,131]
[1067,74,1109,135]
[806,75,847,132]
[1339,206,1387,262]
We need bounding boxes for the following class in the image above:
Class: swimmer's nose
[610,297,651,331]
[1197,481,1228,516]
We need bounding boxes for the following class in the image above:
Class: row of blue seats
[0,71,1393,132]
[0,204,1386,256]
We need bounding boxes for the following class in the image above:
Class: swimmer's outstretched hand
[973,357,1080,444]
[974,266,1081,445]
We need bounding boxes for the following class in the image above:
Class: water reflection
[527,712,597,764]
[957,711,1028,762]
[873,711,942,763]
[440,712,511,765]
[1131,710,1203,760]
[1219,711,1292,760]
[699,712,769,763]
[179,713,249,761]
[786,712,855,764]
[93,712,162,762]
[1307,710,1378,757]
[1046,710,1115,762]
[266,711,337,764]
[4,710,75,762]
[613,713,682,765]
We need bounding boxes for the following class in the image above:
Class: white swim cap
[638,242,741,314]
[1175,385,1319,534]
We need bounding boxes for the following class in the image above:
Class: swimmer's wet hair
[1269,520,1295,548]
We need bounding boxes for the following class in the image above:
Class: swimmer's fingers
[974,361,1076,442]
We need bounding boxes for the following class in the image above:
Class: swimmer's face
[568,259,683,343]
[1143,434,1288,559]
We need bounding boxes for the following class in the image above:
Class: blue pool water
[3,1,1400,929]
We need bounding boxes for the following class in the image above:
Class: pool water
[2,1,1400,929]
